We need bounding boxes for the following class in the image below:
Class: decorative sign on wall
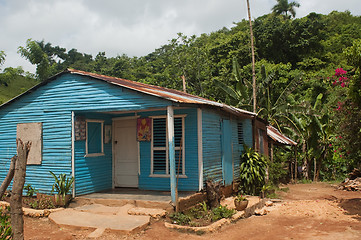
[104,125,112,144]
[137,118,151,141]
[74,117,86,141]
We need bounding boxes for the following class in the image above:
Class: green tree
[0,51,5,70]
[18,39,52,81]
[272,0,300,19]
[333,40,361,169]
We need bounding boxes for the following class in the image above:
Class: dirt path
[24,182,361,239]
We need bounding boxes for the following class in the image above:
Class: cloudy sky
[0,0,360,73]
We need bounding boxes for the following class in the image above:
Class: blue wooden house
[0,69,268,197]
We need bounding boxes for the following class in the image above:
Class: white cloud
[0,0,360,73]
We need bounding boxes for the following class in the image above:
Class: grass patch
[267,192,280,199]
[169,202,236,227]
[298,179,313,184]
[279,187,289,192]
[0,74,39,104]
[0,206,12,239]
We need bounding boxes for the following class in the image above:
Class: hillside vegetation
[0,67,39,104]
[1,10,361,183]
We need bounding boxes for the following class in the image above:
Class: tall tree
[0,51,5,70]
[272,0,300,19]
[18,39,51,81]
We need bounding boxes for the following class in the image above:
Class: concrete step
[128,207,167,218]
[72,197,173,211]
[49,204,150,235]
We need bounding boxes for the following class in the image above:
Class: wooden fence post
[0,155,17,199]
[10,139,31,240]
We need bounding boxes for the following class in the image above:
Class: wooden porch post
[167,106,178,208]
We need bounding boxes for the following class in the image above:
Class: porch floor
[79,188,196,202]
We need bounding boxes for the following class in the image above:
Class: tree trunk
[246,0,257,113]
[290,160,294,182]
[315,149,326,182]
[0,155,17,199]
[10,139,31,240]
[205,180,222,208]
[302,139,309,180]
[313,158,317,181]
[294,146,298,181]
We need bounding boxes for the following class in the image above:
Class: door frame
[112,116,140,188]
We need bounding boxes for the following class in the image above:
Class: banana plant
[239,145,267,195]
[214,57,253,110]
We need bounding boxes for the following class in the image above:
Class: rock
[254,208,268,216]
[127,207,166,218]
[265,201,273,207]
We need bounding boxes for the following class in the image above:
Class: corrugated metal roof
[0,69,256,119]
[267,125,297,146]
[68,69,256,118]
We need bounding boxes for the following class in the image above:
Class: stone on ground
[128,207,167,218]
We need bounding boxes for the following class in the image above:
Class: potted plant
[49,171,74,207]
[234,194,248,211]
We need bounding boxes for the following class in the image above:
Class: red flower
[335,68,347,76]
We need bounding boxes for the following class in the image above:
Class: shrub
[211,205,236,222]
[0,206,12,240]
[23,184,38,197]
[25,197,56,210]
[169,212,191,225]
[49,171,74,199]
[239,146,267,195]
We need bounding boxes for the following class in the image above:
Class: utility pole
[246,0,257,113]
[181,75,187,93]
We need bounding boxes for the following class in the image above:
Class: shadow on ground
[338,198,361,221]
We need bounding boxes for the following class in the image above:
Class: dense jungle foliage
[1,9,360,183]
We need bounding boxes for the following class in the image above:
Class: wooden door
[114,119,138,187]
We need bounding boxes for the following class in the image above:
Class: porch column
[71,111,76,197]
[167,106,177,206]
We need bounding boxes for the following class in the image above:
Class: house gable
[0,73,172,193]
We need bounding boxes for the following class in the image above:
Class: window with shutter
[238,122,244,145]
[151,116,185,176]
[85,120,104,157]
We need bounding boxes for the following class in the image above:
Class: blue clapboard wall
[0,73,171,195]
[202,108,252,186]
[0,72,255,196]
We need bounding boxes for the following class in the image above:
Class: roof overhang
[267,125,297,146]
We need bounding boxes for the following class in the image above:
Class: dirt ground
[24,182,361,240]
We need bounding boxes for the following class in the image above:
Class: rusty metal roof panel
[267,125,297,146]
[68,69,256,117]
[0,68,256,119]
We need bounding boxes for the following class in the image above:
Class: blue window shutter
[152,117,183,175]
[153,150,167,174]
[87,122,102,154]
